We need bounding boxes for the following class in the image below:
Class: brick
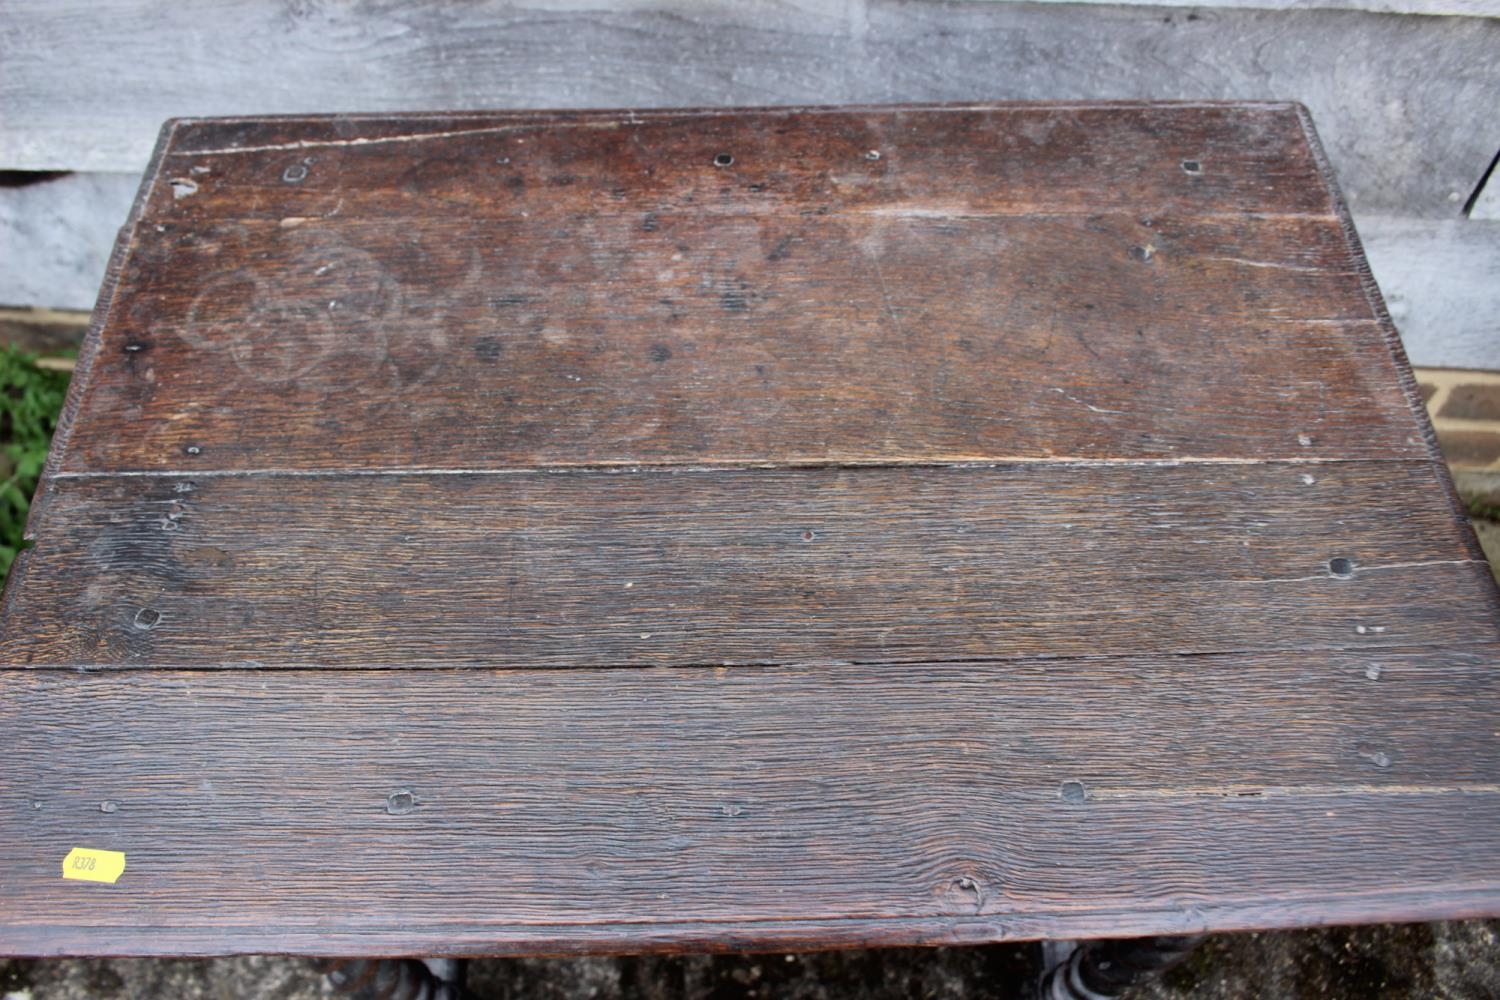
[1436,429,1500,468]
[1438,382,1500,422]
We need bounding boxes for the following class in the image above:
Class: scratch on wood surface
[45,455,1427,482]
[1087,783,1500,801]
[849,205,1339,222]
[170,120,625,157]
[1050,387,1124,415]
[1233,558,1487,584]
[1198,256,1349,274]
[865,245,908,344]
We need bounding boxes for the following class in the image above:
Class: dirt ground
[5,920,1500,1000]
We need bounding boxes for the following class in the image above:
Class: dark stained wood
[60,212,1413,472]
[3,103,1498,958]
[50,103,1428,474]
[148,105,1337,222]
[3,650,1500,955]
[3,462,1495,669]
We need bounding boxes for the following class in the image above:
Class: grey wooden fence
[2,0,1496,366]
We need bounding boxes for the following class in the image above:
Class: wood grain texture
[3,650,1500,956]
[4,1,1498,222]
[4,462,1496,670]
[49,104,1430,473]
[150,104,1336,220]
[3,103,1498,958]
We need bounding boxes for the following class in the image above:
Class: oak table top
[3,102,1498,958]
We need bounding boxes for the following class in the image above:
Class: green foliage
[1467,494,1500,524]
[0,347,73,581]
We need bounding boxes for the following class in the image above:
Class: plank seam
[7,638,1496,674]
[45,455,1446,481]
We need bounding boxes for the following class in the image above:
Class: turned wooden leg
[1039,935,1206,999]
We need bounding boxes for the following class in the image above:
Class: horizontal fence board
[1361,216,1500,371]
[2,1,1497,220]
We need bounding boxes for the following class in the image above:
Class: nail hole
[99,800,119,814]
[133,608,162,630]
[386,789,419,815]
[713,153,734,168]
[1128,244,1155,263]
[282,163,309,183]
[1360,750,1392,768]
[184,444,202,456]
[800,530,815,542]
[865,150,881,161]
[1182,159,1202,175]
[1060,780,1087,804]
[1328,557,1355,578]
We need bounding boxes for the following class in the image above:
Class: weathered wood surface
[3,650,1500,956]
[52,105,1431,472]
[5,463,1495,669]
[2,103,1498,958]
[151,105,1338,219]
[3,1,1498,222]
[7,1,1498,373]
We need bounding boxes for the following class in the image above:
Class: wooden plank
[1361,216,1500,370]
[150,104,1336,220]
[4,463,1494,670]
[45,105,1432,472]
[63,216,1414,470]
[2,2,1497,222]
[4,649,1500,955]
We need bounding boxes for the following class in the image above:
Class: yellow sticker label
[62,847,126,884]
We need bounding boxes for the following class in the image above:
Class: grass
[1467,495,1500,524]
[0,345,73,580]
